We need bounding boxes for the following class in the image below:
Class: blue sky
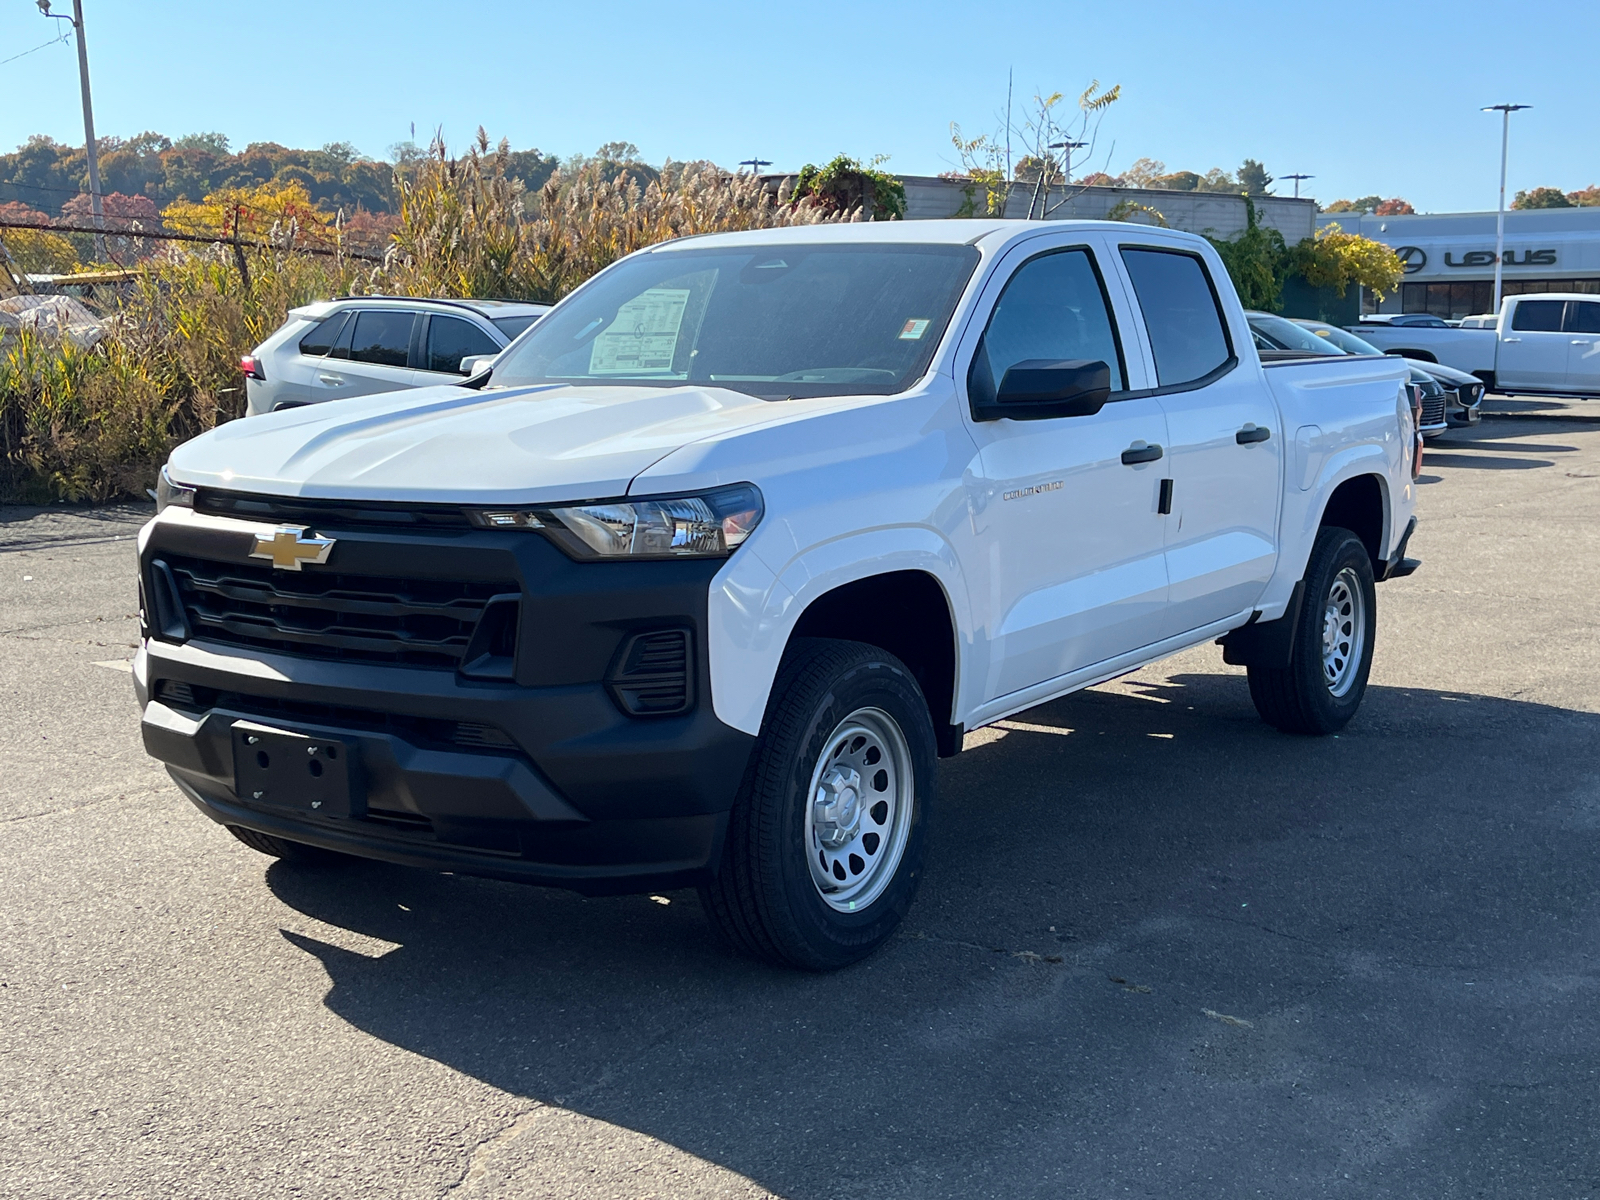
[3,0,1595,213]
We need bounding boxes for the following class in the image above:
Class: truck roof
[649,218,1206,254]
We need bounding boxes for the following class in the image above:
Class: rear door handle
[1121,442,1164,465]
[1236,425,1271,444]
[1503,337,1521,343]
[1572,339,1592,345]
[317,373,345,385]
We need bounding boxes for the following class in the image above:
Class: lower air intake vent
[607,629,693,717]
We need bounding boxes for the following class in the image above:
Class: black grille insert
[607,629,693,716]
[157,554,516,669]
[195,489,473,529]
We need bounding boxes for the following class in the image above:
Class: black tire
[227,824,354,866]
[1247,527,1377,735]
[700,638,936,971]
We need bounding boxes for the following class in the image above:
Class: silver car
[241,296,549,416]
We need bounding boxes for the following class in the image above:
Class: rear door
[1497,298,1568,390]
[959,235,1172,703]
[313,309,419,400]
[1563,299,1600,393]
[1116,245,1282,637]
[415,313,504,383]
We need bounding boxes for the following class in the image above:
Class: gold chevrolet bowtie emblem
[249,525,335,571]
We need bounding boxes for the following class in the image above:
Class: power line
[0,28,70,67]
[0,216,386,261]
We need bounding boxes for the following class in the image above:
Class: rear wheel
[701,639,935,970]
[227,824,355,866]
[1247,527,1376,735]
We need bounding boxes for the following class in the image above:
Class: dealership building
[1318,207,1600,319]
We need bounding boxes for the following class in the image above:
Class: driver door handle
[1120,443,1164,465]
[1236,425,1271,444]
[317,373,346,385]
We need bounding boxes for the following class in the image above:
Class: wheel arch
[1317,470,1388,576]
[788,569,964,757]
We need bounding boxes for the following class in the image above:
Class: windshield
[487,243,981,399]
[1297,322,1384,356]
[1247,313,1347,354]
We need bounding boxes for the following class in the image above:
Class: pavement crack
[442,1105,549,1196]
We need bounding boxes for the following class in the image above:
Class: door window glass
[1564,301,1600,334]
[347,311,415,367]
[1511,299,1565,332]
[967,248,1124,410]
[1119,248,1232,386]
[426,315,500,374]
[298,311,349,357]
[490,313,542,339]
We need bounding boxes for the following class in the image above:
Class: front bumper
[136,508,756,894]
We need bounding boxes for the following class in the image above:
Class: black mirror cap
[986,358,1112,420]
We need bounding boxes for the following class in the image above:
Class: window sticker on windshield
[589,287,692,374]
[898,318,931,340]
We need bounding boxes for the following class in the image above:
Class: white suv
[241,297,549,415]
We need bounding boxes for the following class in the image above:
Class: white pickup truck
[136,220,1419,969]
[1351,293,1600,396]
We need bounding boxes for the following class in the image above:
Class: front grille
[195,489,472,530]
[1420,390,1447,427]
[158,554,516,669]
[154,679,520,752]
[607,629,693,716]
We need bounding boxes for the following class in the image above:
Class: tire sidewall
[1295,529,1377,728]
[766,649,936,967]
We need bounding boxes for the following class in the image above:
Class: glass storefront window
[1402,278,1600,318]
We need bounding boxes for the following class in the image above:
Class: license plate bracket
[232,720,363,819]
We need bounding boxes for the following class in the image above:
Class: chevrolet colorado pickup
[136,220,1420,969]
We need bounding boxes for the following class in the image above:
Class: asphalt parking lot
[4,398,1599,1199]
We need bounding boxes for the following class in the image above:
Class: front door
[1498,298,1569,390]
[961,240,1171,704]
[1563,299,1600,394]
[1115,246,1282,636]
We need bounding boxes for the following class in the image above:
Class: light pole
[1282,173,1313,199]
[38,0,105,261]
[1482,103,1531,315]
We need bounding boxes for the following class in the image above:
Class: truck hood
[166,382,802,503]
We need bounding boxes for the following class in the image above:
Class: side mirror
[459,353,499,376]
[989,359,1111,420]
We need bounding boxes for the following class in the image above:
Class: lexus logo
[1395,246,1426,274]
[249,526,335,571]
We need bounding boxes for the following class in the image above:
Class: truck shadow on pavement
[265,673,1600,1198]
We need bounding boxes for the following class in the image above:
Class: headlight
[156,465,196,514]
[470,484,763,560]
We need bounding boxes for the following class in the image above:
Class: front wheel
[1247,527,1377,735]
[700,639,935,970]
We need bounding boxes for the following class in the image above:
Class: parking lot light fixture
[1482,103,1531,315]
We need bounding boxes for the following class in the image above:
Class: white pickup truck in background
[1352,293,1600,396]
[137,220,1419,970]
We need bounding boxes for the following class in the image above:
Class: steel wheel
[1321,566,1366,698]
[804,707,914,913]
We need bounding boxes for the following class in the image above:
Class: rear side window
[298,312,349,357]
[1511,300,1565,332]
[967,248,1125,410]
[426,315,500,374]
[1564,301,1600,334]
[346,310,415,367]
[1119,248,1232,387]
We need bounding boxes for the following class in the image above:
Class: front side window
[489,244,981,399]
[1511,300,1564,332]
[1120,248,1233,387]
[1564,301,1600,334]
[966,248,1125,411]
[426,315,500,374]
[343,310,415,367]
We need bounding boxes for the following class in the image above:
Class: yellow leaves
[161,179,335,246]
[1295,223,1405,299]
[1080,80,1121,113]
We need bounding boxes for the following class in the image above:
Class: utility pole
[38,0,105,261]
[1482,103,1531,315]
[1281,173,1313,199]
[737,157,772,175]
